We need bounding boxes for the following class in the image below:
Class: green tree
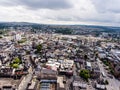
[12,64,19,68]
[0,36,2,39]
[80,69,90,81]
[13,57,21,64]
[105,80,109,85]
[36,44,42,53]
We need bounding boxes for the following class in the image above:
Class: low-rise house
[39,68,57,80]
[57,76,66,90]
[72,76,87,90]
[86,62,92,71]
[91,62,100,79]
[95,84,106,90]
[59,60,74,76]
[0,78,20,90]
[39,68,57,90]
[0,66,13,77]
[114,64,120,78]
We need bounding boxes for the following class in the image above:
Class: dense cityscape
[0,24,120,90]
[0,0,120,90]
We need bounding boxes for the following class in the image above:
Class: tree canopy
[80,69,90,81]
[35,44,42,53]
[84,54,88,61]
[12,64,19,68]
[10,57,21,69]
[13,57,21,64]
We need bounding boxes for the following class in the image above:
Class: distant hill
[0,22,120,33]
[0,22,38,26]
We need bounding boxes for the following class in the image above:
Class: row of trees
[55,28,73,35]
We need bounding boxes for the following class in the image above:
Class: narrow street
[66,64,76,90]
[18,67,33,90]
[97,58,120,90]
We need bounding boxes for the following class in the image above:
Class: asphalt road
[18,67,33,90]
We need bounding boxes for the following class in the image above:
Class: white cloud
[91,0,120,13]
[0,0,120,26]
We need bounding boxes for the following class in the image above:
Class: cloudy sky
[0,0,120,26]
